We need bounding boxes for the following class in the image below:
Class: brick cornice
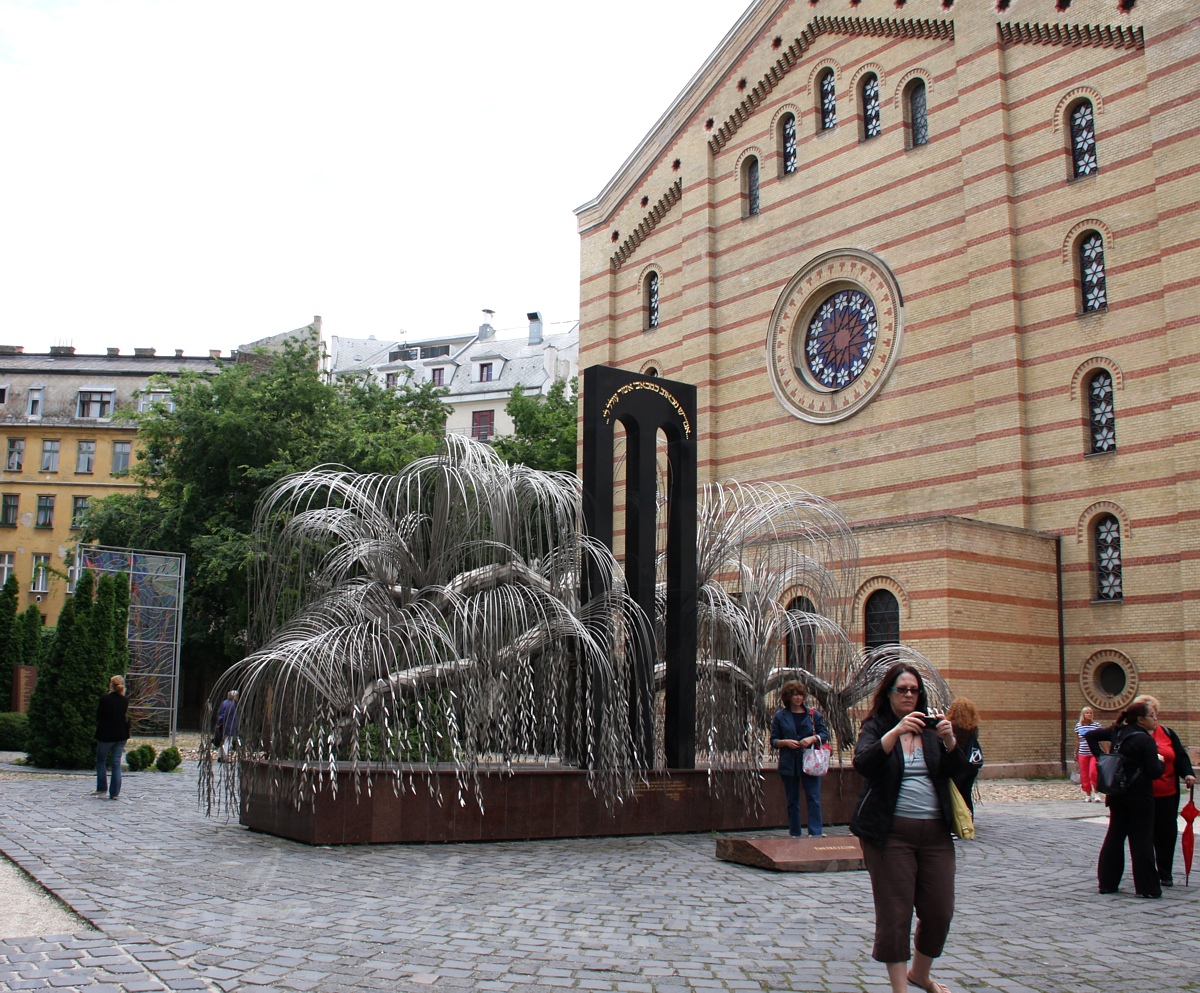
[998,21,1144,51]
[708,16,954,155]
[610,179,683,270]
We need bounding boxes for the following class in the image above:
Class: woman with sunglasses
[851,662,963,993]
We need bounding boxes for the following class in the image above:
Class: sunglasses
[890,686,919,696]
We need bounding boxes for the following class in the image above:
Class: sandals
[908,975,951,993]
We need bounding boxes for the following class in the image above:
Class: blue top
[770,706,830,777]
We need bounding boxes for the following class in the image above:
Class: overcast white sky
[0,0,748,355]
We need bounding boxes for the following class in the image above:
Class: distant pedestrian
[1074,706,1103,802]
[216,690,238,762]
[1084,701,1164,898]
[851,662,962,993]
[1132,694,1195,888]
[94,675,130,800]
[769,680,829,838]
[944,698,983,814]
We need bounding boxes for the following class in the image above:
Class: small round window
[1080,649,1137,712]
[800,288,879,391]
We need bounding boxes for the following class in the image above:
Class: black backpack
[1095,728,1143,797]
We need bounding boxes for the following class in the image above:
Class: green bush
[0,712,29,751]
[125,744,156,771]
[155,746,182,772]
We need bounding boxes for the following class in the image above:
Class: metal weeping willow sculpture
[200,435,654,816]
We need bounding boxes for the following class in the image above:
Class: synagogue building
[575,0,1198,766]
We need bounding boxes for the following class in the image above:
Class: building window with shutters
[471,410,495,442]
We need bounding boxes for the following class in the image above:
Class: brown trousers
[861,815,956,963]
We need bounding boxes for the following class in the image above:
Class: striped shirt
[1075,721,1102,756]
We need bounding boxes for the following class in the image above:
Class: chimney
[175,349,184,357]
[134,347,156,357]
[526,311,544,345]
[50,345,75,356]
[312,316,322,332]
[478,309,496,340]
[209,349,221,359]
[107,347,120,356]
[0,346,24,354]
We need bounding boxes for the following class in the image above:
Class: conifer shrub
[125,744,156,771]
[155,745,182,772]
[0,712,28,750]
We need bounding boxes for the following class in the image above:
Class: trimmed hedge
[155,746,182,772]
[125,744,156,771]
[0,711,28,751]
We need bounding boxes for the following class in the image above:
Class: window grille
[1095,515,1123,600]
[819,69,837,130]
[862,74,881,139]
[909,79,929,146]
[781,114,798,172]
[1080,233,1107,312]
[1071,101,1098,177]
[1088,371,1116,453]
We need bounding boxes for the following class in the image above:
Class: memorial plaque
[716,835,864,872]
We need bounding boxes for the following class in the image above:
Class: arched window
[786,595,816,670]
[1079,232,1107,312]
[742,155,760,217]
[860,73,881,140]
[1070,99,1098,178]
[864,589,900,649]
[1094,514,1123,601]
[818,68,837,131]
[1088,370,1116,453]
[907,78,929,147]
[644,271,659,331]
[778,113,798,175]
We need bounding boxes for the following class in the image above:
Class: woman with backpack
[770,680,829,838]
[1084,701,1165,898]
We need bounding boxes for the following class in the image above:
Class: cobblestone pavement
[2,769,1198,993]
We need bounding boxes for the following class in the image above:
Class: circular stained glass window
[802,289,878,390]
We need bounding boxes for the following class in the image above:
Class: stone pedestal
[715,835,865,872]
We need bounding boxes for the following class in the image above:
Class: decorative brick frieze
[610,179,683,270]
[999,21,1143,50]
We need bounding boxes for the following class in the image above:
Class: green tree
[80,330,448,670]
[493,378,578,474]
[0,575,19,705]
[18,603,44,670]
[25,570,130,768]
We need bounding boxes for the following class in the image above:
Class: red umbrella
[1181,786,1197,887]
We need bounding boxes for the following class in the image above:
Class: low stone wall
[239,763,866,845]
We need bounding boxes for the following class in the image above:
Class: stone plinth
[239,763,864,845]
[715,835,865,872]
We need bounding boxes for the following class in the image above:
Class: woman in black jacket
[94,674,130,800]
[1132,694,1195,888]
[1084,701,1165,898]
[850,663,963,993]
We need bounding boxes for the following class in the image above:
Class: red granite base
[715,835,865,872]
[239,764,864,845]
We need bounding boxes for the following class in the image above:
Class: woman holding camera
[770,680,829,838]
[851,663,962,993]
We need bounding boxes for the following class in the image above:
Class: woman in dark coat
[944,698,983,815]
[1084,701,1165,898]
[851,663,962,993]
[1133,694,1196,888]
[769,680,829,837]
[94,674,130,800]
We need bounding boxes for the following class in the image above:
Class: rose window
[801,290,878,390]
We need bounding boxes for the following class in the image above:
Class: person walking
[94,675,130,800]
[944,698,983,815]
[1074,706,1103,802]
[1084,701,1165,898]
[770,680,829,838]
[216,690,238,763]
[1132,694,1196,888]
[851,662,962,993]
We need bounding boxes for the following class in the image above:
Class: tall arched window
[1079,232,1107,312]
[864,589,900,649]
[818,68,837,131]
[907,78,929,147]
[860,73,881,140]
[742,155,760,217]
[778,113,797,175]
[1070,99,1098,178]
[1094,514,1123,601]
[644,271,659,331]
[786,595,816,671]
[1088,370,1116,453]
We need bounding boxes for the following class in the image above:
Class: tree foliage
[492,378,578,474]
[0,576,19,705]
[80,330,448,667]
[26,571,130,768]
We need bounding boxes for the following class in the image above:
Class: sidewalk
[1,766,1198,993]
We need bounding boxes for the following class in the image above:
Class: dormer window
[431,368,445,387]
[78,390,115,418]
[27,388,44,418]
[136,390,173,413]
[479,363,493,383]
[385,373,398,389]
